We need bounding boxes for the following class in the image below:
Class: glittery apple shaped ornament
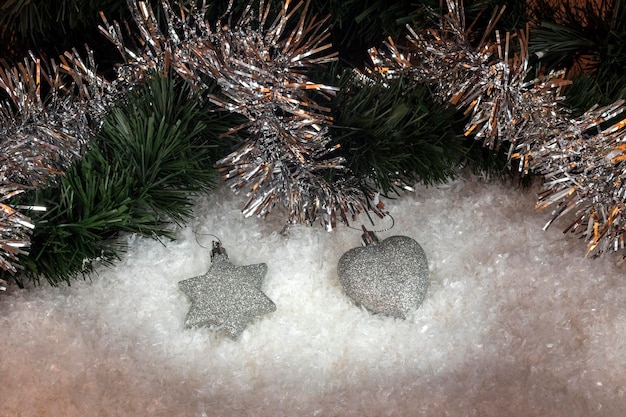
[337,226,429,318]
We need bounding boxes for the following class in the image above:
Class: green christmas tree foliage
[10,74,237,286]
[530,0,626,115]
[329,71,466,193]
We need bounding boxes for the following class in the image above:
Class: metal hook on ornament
[346,213,396,247]
[193,231,226,259]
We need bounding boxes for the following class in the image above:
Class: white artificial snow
[2,175,626,416]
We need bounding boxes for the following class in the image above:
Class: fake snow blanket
[2,176,626,417]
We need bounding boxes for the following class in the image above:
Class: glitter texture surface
[337,235,429,319]
[178,250,276,339]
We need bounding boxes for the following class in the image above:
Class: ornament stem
[360,225,379,247]
[211,241,227,259]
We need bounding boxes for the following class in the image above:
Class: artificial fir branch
[561,69,626,116]
[330,71,468,193]
[96,75,227,224]
[310,0,436,65]
[322,68,511,194]
[18,148,149,286]
[7,74,236,286]
[531,0,626,71]
[530,0,626,112]
[0,0,125,40]
[0,0,128,64]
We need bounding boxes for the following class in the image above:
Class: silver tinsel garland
[0,49,116,273]
[368,0,572,158]
[100,0,385,231]
[369,0,626,258]
[4,0,626,270]
[534,101,626,257]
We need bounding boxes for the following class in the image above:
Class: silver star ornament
[178,242,276,339]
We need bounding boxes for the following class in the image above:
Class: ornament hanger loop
[346,212,395,234]
[193,231,227,259]
[346,213,395,246]
[193,231,222,248]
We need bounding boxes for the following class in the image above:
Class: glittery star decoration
[178,242,276,339]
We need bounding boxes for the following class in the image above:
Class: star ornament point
[179,253,276,339]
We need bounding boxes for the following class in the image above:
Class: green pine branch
[8,73,238,286]
[17,146,158,286]
[531,0,626,67]
[328,70,507,195]
[97,76,220,224]
[530,0,626,112]
[561,69,626,116]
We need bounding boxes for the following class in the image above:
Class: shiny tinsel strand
[0,49,116,273]
[368,0,571,160]
[533,101,626,258]
[101,0,385,230]
[368,0,626,257]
